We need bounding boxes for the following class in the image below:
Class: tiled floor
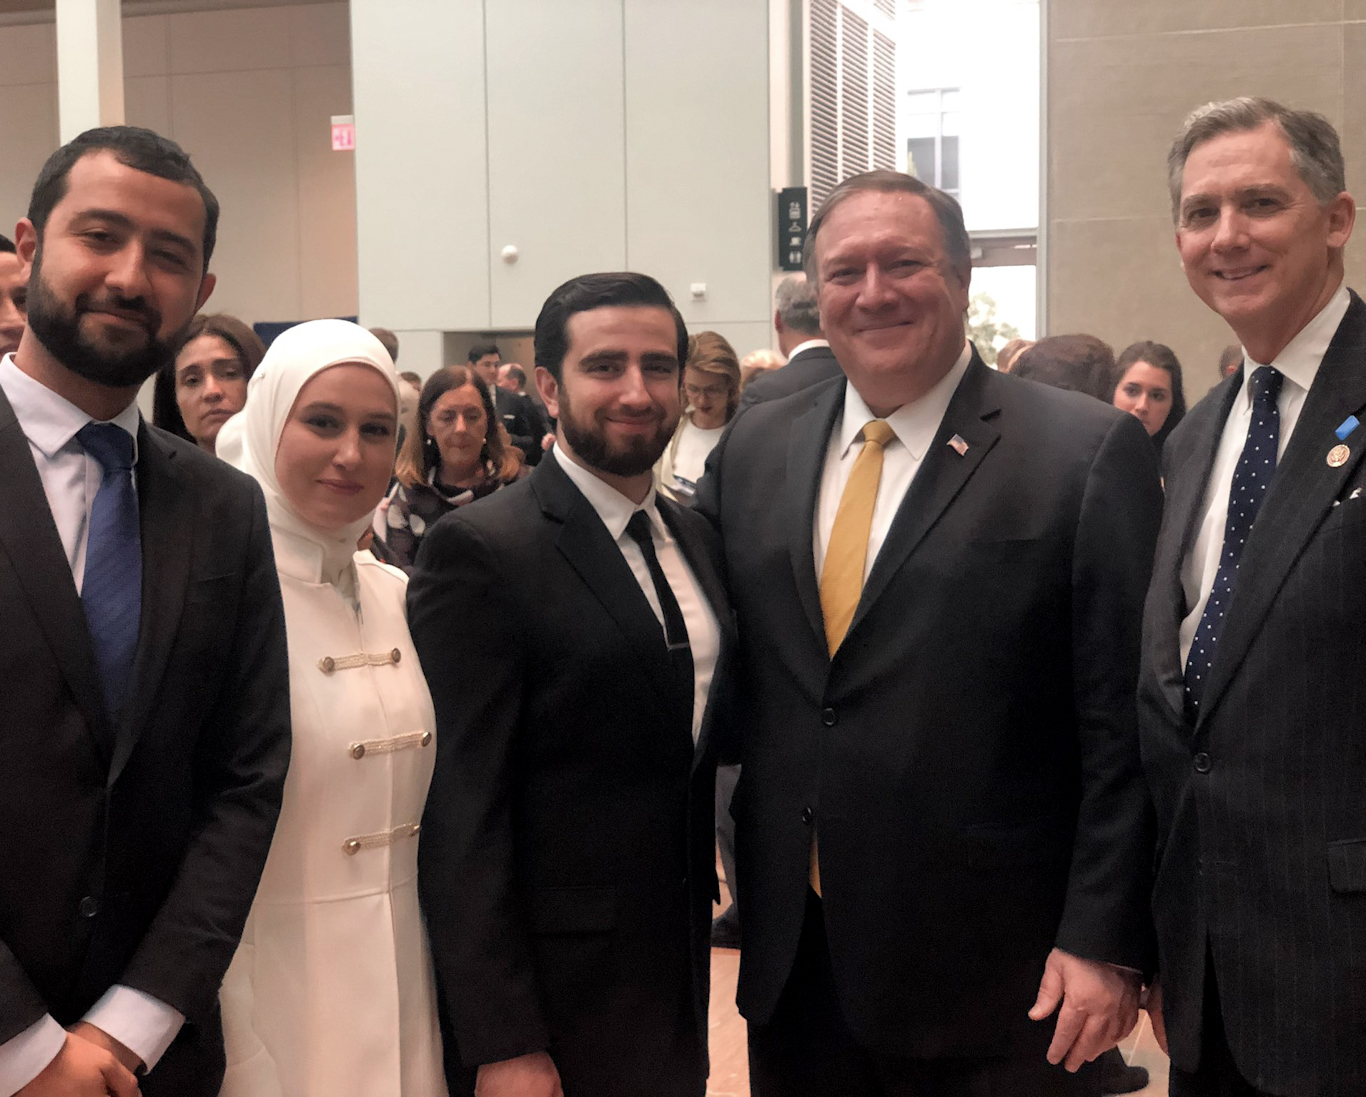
[706,878,1170,1096]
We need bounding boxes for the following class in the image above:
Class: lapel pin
[1335,415,1360,441]
[1327,443,1350,468]
[948,434,969,456]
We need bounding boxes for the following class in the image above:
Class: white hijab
[224,319,399,593]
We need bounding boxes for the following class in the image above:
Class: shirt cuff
[0,1014,66,1097]
[84,986,185,1073]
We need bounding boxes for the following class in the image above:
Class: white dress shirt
[552,444,720,744]
[1179,284,1350,666]
[786,337,831,360]
[0,354,184,1095]
[814,342,971,581]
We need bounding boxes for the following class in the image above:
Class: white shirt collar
[1242,282,1350,403]
[787,338,830,359]
[551,442,666,543]
[0,353,141,461]
[836,341,971,460]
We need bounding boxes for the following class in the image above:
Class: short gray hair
[1168,97,1346,222]
[774,274,821,334]
[802,169,971,284]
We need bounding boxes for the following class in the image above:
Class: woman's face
[274,363,397,531]
[175,333,249,451]
[427,384,488,478]
[683,366,730,430]
[1112,361,1173,436]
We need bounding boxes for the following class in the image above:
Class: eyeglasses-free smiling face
[274,363,398,532]
[1175,121,1355,363]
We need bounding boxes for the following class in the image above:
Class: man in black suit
[411,272,734,1097]
[696,170,1162,1096]
[1140,97,1366,1097]
[469,341,552,464]
[0,127,289,1097]
[739,273,840,410]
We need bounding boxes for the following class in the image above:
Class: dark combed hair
[0,234,15,254]
[152,313,266,442]
[468,341,500,364]
[28,126,220,270]
[1113,340,1188,449]
[394,364,521,488]
[534,271,688,381]
[1011,334,1115,401]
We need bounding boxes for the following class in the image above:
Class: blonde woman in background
[739,346,786,391]
[656,330,741,502]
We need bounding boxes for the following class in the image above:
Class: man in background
[469,342,551,465]
[738,273,839,409]
[0,234,26,357]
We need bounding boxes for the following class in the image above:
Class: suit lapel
[785,381,844,646]
[532,458,678,707]
[0,388,113,762]
[108,425,194,783]
[1150,374,1243,724]
[1199,297,1366,723]
[846,355,1000,642]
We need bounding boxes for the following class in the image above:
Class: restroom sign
[331,115,356,152]
[776,187,808,271]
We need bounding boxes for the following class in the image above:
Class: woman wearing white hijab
[218,320,447,1097]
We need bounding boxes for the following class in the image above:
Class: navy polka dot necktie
[78,422,142,719]
[1184,366,1283,721]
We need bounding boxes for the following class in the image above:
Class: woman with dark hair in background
[1110,340,1187,451]
[380,365,524,569]
[153,312,265,454]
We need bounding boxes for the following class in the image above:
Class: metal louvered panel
[874,0,895,18]
[871,30,896,170]
[840,9,869,180]
[810,0,840,209]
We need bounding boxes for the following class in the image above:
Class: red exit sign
[331,115,355,152]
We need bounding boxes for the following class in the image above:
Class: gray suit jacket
[738,343,841,411]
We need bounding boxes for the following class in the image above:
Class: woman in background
[153,313,265,454]
[218,319,446,1097]
[1111,340,1187,452]
[657,330,741,503]
[381,364,524,569]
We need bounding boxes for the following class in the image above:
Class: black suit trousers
[748,891,1100,1097]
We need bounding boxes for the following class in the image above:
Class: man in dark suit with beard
[411,272,735,1097]
[0,126,289,1097]
[697,170,1162,1096]
[1140,96,1366,1097]
[739,273,840,410]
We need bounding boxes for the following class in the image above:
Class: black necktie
[1184,366,1283,720]
[78,422,142,718]
[625,510,694,719]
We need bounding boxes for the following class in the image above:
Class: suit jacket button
[821,708,837,727]
[78,896,100,918]
[801,807,814,825]
[1193,752,1212,773]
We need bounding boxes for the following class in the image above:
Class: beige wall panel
[1048,216,1231,400]
[290,2,349,69]
[168,6,293,75]
[293,64,358,319]
[123,15,167,79]
[1052,0,1343,40]
[0,22,56,86]
[1049,24,1343,224]
[170,68,301,323]
[0,82,57,231]
[124,75,171,137]
[1344,0,1366,20]
[1339,24,1366,297]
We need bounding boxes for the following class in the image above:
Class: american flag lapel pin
[948,434,969,456]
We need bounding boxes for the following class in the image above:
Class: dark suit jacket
[0,393,290,1096]
[495,386,545,465]
[737,342,841,410]
[1138,292,1366,1096]
[409,455,735,1097]
[696,353,1162,1059]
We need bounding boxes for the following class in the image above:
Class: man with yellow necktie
[695,170,1163,1097]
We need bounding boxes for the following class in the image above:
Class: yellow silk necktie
[810,418,897,896]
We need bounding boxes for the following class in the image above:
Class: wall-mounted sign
[331,114,356,152]
[776,186,808,271]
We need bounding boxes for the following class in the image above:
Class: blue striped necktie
[1183,366,1283,721]
[78,422,142,718]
